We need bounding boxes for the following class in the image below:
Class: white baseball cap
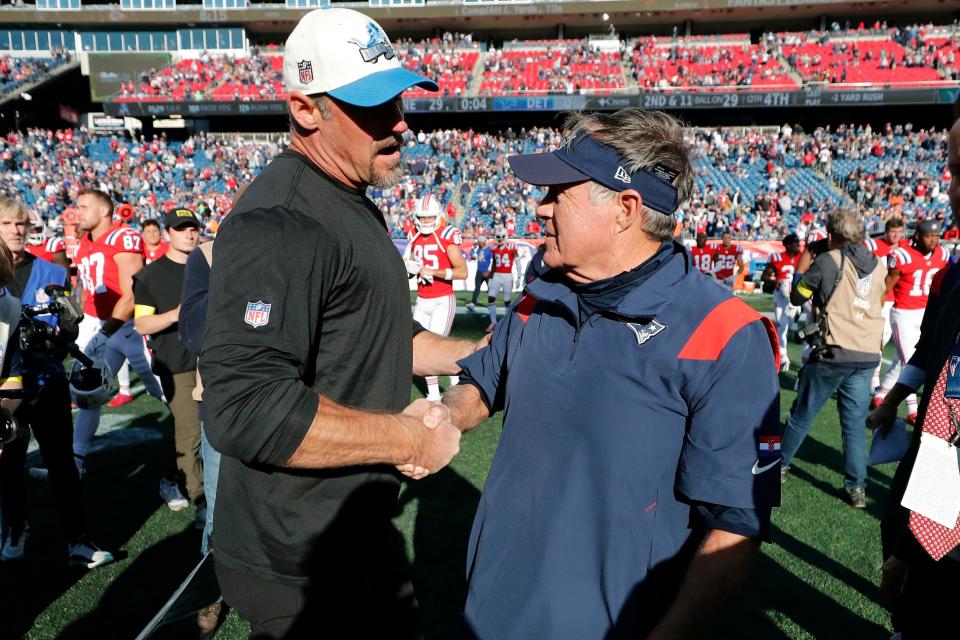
[283,8,438,107]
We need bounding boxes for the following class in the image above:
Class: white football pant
[413,294,458,400]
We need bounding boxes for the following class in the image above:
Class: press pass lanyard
[945,335,960,447]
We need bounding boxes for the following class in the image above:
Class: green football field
[2,294,907,639]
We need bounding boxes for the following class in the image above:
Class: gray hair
[288,93,334,132]
[0,196,29,223]
[826,208,866,244]
[562,108,693,242]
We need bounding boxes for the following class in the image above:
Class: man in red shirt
[761,233,801,371]
[487,226,518,332]
[713,230,743,287]
[690,232,715,277]
[141,219,169,264]
[873,219,950,421]
[865,217,909,393]
[24,211,68,269]
[404,194,468,400]
[71,189,166,475]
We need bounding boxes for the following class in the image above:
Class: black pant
[215,558,418,640]
[893,553,960,637]
[0,377,84,540]
[470,270,487,305]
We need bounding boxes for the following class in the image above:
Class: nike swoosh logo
[752,459,781,475]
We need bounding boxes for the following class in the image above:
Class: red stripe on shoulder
[514,294,537,324]
[678,297,779,369]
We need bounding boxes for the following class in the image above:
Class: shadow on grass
[0,411,181,639]
[770,524,883,608]
[59,525,201,640]
[787,434,893,519]
[399,466,481,639]
[714,549,890,639]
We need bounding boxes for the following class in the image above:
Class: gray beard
[368,158,402,189]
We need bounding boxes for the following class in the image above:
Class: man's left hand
[867,402,898,434]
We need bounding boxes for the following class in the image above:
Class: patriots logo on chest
[623,319,666,346]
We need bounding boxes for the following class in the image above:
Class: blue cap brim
[327,67,438,107]
[508,152,591,186]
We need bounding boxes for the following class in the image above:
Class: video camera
[19,284,92,370]
[0,286,96,451]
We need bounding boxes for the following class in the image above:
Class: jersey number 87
[77,252,105,293]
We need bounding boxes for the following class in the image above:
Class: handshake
[395,398,460,480]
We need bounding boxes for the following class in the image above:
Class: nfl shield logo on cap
[244,300,272,328]
[297,60,314,85]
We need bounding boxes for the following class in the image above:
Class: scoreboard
[104,86,960,118]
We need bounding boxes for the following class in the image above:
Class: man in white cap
[200,9,481,637]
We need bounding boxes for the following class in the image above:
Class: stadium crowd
[479,41,624,96]
[88,21,960,104]
[629,37,796,90]
[396,32,480,98]
[0,50,70,96]
[1,7,960,639]
[0,122,954,244]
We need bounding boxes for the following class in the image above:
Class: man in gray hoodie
[779,208,887,508]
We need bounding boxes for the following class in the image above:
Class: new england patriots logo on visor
[349,22,396,64]
[244,300,271,328]
[297,60,314,85]
[623,319,666,346]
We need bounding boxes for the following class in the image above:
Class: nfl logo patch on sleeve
[244,300,271,328]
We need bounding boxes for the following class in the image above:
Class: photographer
[780,208,887,508]
[0,242,23,444]
[0,197,112,567]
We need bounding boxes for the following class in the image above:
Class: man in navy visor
[440,108,782,639]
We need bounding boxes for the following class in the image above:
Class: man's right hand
[397,399,460,480]
[879,555,908,609]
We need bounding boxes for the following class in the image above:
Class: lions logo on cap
[298,60,314,85]
[349,22,396,64]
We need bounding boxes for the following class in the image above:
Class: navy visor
[507,131,681,215]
